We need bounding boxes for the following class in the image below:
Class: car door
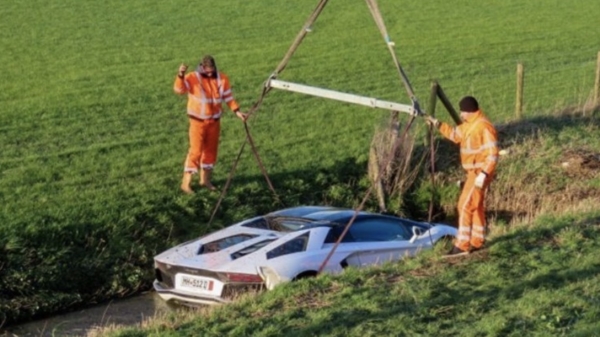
[317,225,364,270]
[349,217,420,266]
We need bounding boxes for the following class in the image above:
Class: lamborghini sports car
[153,206,457,305]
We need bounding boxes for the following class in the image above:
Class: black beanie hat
[459,96,479,112]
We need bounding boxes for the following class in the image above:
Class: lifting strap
[273,0,330,77]
[365,0,423,116]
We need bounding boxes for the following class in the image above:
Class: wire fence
[517,54,599,116]
[444,51,600,122]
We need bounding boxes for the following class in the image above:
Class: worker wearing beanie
[174,55,248,194]
[426,96,499,254]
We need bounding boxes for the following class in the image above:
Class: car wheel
[292,271,318,281]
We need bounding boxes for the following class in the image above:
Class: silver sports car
[153,206,457,306]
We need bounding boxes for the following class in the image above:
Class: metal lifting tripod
[208,1,436,271]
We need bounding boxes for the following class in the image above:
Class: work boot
[200,169,217,191]
[447,246,467,256]
[180,172,194,194]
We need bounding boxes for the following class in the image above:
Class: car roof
[266,206,342,218]
[267,206,372,223]
[266,206,429,228]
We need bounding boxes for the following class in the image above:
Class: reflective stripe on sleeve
[461,141,498,155]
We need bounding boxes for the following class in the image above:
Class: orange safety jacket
[438,110,499,175]
[174,71,239,120]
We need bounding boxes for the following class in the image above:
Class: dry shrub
[368,112,425,214]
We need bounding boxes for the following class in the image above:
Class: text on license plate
[180,276,214,291]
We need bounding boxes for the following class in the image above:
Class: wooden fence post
[594,51,600,107]
[516,63,524,119]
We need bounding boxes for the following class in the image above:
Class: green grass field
[1,0,600,331]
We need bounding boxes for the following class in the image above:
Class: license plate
[177,274,214,292]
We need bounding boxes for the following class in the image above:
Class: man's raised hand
[178,64,188,78]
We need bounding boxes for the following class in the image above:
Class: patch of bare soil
[560,149,600,178]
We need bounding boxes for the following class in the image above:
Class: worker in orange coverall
[174,55,247,194]
[426,96,499,255]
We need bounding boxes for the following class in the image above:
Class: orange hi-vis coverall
[438,110,499,251]
[174,71,239,173]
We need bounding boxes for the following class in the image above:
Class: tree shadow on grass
[203,155,371,223]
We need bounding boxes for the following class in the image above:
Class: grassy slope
[103,211,600,337]
[1,0,599,327]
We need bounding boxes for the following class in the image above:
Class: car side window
[199,234,257,254]
[324,225,355,243]
[231,239,276,260]
[349,218,411,242]
[266,233,309,259]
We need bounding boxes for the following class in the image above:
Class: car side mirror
[409,226,423,243]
